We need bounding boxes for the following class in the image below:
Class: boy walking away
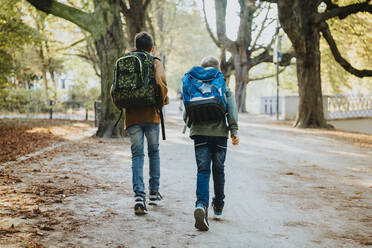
[182,56,239,231]
[111,32,168,215]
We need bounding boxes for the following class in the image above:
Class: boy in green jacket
[183,56,239,231]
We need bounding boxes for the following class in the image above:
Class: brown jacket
[112,58,168,129]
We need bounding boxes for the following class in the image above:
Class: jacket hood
[187,66,222,81]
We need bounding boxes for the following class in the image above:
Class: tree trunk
[125,4,147,46]
[220,48,232,87]
[95,7,125,138]
[294,31,327,128]
[233,52,249,113]
[278,1,328,128]
[42,70,49,102]
[49,70,58,100]
[235,79,247,112]
[38,45,49,102]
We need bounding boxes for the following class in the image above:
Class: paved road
[2,101,371,247]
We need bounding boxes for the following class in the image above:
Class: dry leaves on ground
[0,119,94,163]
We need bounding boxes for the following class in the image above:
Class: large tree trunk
[294,30,327,128]
[278,1,328,128]
[95,5,125,138]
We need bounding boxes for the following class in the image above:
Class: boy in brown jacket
[111,32,168,215]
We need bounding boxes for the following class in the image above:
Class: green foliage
[278,65,298,94]
[68,81,100,110]
[0,87,44,113]
[321,13,372,94]
[0,50,13,88]
[0,1,41,88]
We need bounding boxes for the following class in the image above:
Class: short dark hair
[134,32,153,52]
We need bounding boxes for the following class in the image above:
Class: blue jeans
[193,135,227,208]
[127,123,160,198]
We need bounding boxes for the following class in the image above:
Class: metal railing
[260,96,282,115]
[0,101,94,121]
[327,95,372,119]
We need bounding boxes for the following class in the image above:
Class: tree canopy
[1,0,371,131]
[0,1,40,88]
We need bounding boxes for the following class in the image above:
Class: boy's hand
[231,135,239,146]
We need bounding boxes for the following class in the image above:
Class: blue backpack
[182,66,227,123]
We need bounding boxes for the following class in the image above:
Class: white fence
[260,95,372,120]
[327,95,372,119]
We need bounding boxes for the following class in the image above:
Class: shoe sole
[134,208,147,215]
[194,208,209,231]
[148,201,158,206]
[213,214,222,220]
[148,200,163,206]
[134,203,148,215]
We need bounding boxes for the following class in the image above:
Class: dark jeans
[193,135,227,208]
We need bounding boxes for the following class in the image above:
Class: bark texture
[95,1,124,138]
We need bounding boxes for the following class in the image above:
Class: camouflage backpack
[112,50,159,109]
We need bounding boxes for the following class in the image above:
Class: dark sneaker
[212,202,223,218]
[149,192,163,206]
[194,204,209,231]
[134,196,148,215]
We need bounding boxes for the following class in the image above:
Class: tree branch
[250,3,271,50]
[25,0,94,34]
[202,0,220,47]
[250,66,286,82]
[251,50,295,67]
[313,1,372,23]
[70,53,101,77]
[221,48,234,72]
[320,22,372,77]
[55,38,86,52]
[215,0,236,52]
[253,2,265,18]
